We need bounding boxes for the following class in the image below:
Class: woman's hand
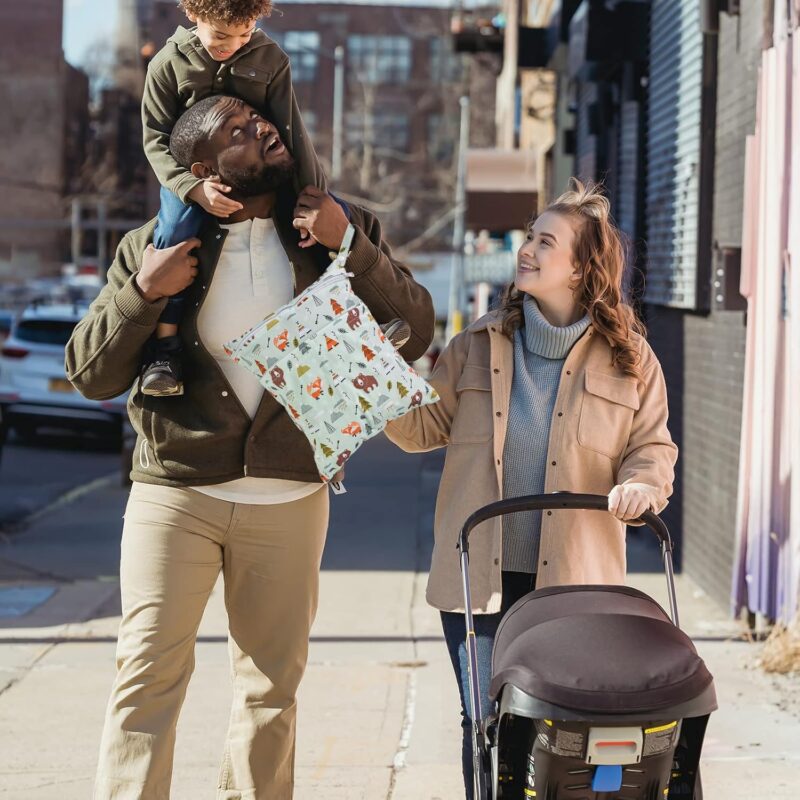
[608,482,658,522]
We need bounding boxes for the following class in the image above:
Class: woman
[385,180,678,797]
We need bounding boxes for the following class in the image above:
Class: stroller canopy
[489,585,714,714]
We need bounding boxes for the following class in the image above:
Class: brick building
[647,1,764,608]
[453,0,781,612]
[144,0,498,249]
[0,0,89,278]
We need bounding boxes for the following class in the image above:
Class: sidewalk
[0,436,798,798]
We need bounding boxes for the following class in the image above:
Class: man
[66,95,434,799]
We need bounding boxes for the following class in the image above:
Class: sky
[63,0,118,68]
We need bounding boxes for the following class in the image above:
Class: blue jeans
[441,570,537,800]
[154,187,205,326]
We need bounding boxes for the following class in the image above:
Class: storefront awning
[466,149,539,231]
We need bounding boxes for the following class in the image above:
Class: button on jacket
[66,192,435,486]
[385,310,678,613]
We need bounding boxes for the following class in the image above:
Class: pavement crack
[0,640,58,700]
[385,463,430,799]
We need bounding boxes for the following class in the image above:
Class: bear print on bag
[346,308,362,330]
[270,366,286,388]
[352,373,379,393]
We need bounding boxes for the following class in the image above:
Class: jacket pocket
[577,369,639,458]
[230,63,273,83]
[450,364,494,444]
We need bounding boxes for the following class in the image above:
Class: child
[140,0,326,396]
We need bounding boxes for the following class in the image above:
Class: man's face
[199,98,295,196]
[187,13,258,61]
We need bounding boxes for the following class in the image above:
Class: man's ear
[185,10,197,23]
[190,162,217,181]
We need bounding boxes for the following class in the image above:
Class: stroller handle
[457,492,673,555]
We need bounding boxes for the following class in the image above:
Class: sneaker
[380,318,412,349]
[140,339,184,396]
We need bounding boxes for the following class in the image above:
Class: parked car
[0,303,128,446]
[0,309,14,342]
[0,403,6,464]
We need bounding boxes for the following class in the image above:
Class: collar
[521,295,591,359]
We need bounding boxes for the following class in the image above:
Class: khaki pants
[94,482,329,800]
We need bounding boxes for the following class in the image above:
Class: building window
[347,35,412,84]
[345,109,410,152]
[302,109,317,140]
[427,113,455,162]
[271,31,320,83]
[429,37,463,83]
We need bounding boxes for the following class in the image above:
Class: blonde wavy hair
[499,179,645,380]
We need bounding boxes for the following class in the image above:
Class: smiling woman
[384,179,678,797]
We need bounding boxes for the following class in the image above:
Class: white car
[0,303,128,445]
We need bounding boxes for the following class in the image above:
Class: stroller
[457,493,716,800]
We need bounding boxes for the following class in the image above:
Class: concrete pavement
[0,435,798,798]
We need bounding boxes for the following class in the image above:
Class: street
[0,433,798,798]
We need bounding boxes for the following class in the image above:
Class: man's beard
[220,155,296,196]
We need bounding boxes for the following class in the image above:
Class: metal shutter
[616,100,641,239]
[645,0,704,308]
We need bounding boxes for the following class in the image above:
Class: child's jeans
[153,187,205,326]
[440,570,538,800]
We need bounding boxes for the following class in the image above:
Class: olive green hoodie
[143,25,326,202]
[65,193,434,486]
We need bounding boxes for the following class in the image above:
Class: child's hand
[608,482,659,522]
[189,181,243,218]
[292,187,349,250]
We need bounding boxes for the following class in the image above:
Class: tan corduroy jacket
[385,309,678,613]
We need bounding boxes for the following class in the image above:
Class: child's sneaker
[381,318,411,349]
[140,336,184,396]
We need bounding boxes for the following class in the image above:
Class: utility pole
[496,0,520,149]
[332,45,345,181]
[71,198,82,268]
[447,95,470,341]
[97,198,108,272]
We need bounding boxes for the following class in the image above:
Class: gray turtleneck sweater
[502,296,591,572]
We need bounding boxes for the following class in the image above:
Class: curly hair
[499,179,646,380]
[178,0,273,24]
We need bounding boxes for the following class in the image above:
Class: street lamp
[447,95,470,341]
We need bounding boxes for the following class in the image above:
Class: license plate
[49,378,74,393]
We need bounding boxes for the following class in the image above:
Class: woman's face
[515,211,579,301]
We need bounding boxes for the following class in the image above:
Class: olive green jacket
[143,25,325,203]
[65,193,435,486]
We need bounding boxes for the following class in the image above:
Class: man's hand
[292,187,349,250]
[608,482,659,522]
[188,181,243,218]
[135,238,201,303]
